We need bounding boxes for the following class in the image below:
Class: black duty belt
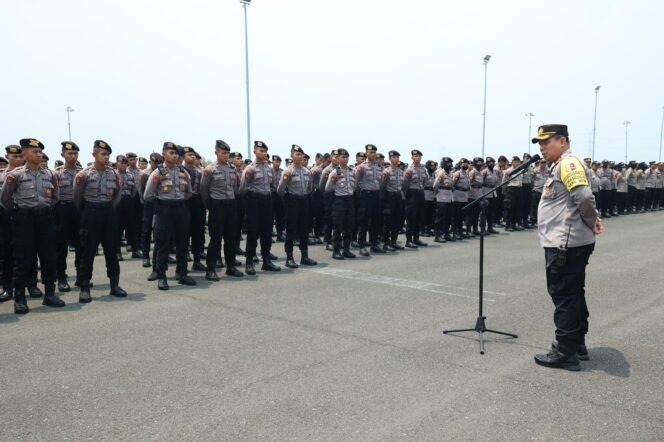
[286,193,309,200]
[156,199,185,207]
[57,200,74,205]
[84,201,112,209]
[424,186,433,191]
[360,189,380,195]
[247,191,272,200]
[210,198,235,205]
[454,186,469,191]
[16,206,51,215]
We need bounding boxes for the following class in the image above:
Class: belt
[454,186,468,191]
[210,198,235,205]
[16,206,51,215]
[334,194,354,199]
[360,189,380,195]
[156,199,185,207]
[248,191,272,200]
[286,193,309,200]
[57,200,74,205]
[424,186,433,191]
[84,201,112,209]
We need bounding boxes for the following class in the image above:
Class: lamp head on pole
[483,54,491,64]
[595,85,601,93]
[240,0,251,5]
[66,106,75,113]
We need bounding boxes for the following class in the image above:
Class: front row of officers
[1,138,663,315]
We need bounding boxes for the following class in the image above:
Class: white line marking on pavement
[304,268,496,302]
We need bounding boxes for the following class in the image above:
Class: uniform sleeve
[199,166,212,208]
[143,170,159,202]
[183,171,193,200]
[0,170,17,209]
[325,170,336,192]
[401,167,412,190]
[277,167,289,197]
[73,170,86,208]
[239,166,251,195]
[112,172,123,208]
[560,157,590,192]
[51,171,60,204]
[319,168,330,190]
[432,170,441,194]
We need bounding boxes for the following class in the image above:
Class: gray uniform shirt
[381,166,404,193]
[0,166,58,209]
[355,161,382,191]
[73,165,122,208]
[239,162,275,195]
[468,167,484,199]
[625,168,637,187]
[117,170,137,198]
[656,169,663,189]
[645,168,657,188]
[589,169,600,193]
[277,165,313,197]
[481,168,498,198]
[53,165,81,202]
[200,161,237,205]
[402,163,429,191]
[537,150,597,248]
[143,166,192,202]
[597,167,611,190]
[504,167,523,187]
[532,167,548,193]
[185,166,203,195]
[616,171,628,192]
[636,170,646,190]
[521,168,533,185]
[433,169,454,203]
[452,169,469,203]
[325,167,356,196]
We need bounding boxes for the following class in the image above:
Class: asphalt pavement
[1,212,663,441]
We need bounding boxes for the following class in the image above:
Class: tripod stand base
[443,316,517,354]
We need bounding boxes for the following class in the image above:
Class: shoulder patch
[560,157,589,191]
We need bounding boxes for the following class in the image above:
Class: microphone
[506,154,541,176]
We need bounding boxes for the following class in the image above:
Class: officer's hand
[245,169,253,178]
[331,173,338,182]
[406,170,413,177]
[593,217,604,234]
[283,172,290,181]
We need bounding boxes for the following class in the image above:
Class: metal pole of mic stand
[443,167,532,354]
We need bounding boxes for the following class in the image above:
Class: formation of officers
[0,138,662,314]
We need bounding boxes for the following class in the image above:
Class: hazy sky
[2,0,663,164]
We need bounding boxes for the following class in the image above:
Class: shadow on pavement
[584,346,631,377]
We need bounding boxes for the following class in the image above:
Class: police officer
[138,157,148,170]
[143,142,196,290]
[139,153,162,273]
[231,152,246,257]
[0,145,24,303]
[480,156,499,234]
[452,158,470,239]
[529,158,548,226]
[320,150,339,251]
[200,140,243,280]
[354,144,384,256]
[466,157,484,236]
[73,140,128,302]
[309,153,326,245]
[0,138,65,313]
[503,156,524,231]
[380,150,405,250]
[239,141,280,274]
[115,154,137,261]
[433,157,454,242]
[277,145,318,268]
[422,160,437,236]
[325,148,356,259]
[402,149,429,248]
[125,152,143,258]
[521,153,534,228]
[183,146,206,271]
[532,124,603,371]
[53,141,82,292]
[271,155,285,242]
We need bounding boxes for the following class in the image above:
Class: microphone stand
[443,165,532,354]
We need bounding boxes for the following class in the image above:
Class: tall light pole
[623,120,631,164]
[525,112,534,154]
[592,85,600,160]
[65,106,75,140]
[240,0,252,161]
[659,106,663,162]
[481,54,491,159]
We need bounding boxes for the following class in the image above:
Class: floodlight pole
[241,0,252,161]
[481,55,491,159]
[592,86,600,160]
[526,113,534,155]
[659,106,663,162]
[623,120,631,164]
[66,106,75,140]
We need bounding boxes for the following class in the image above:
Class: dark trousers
[656,188,664,208]
[206,199,237,269]
[141,201,154,259]
[116,196,133,252]
[609,189,617,213]
[0,208,14,290]
[12,208,56,291]
[422,199,435,233]
[187,194,206,257]
[530,191,542,223]
[521,183,533,224]
[405,189,425,239]
[55,202,80,280]
[235,194,246,240]
[626,185,636,211]
[544,244,594,354]
[245,192,273,260]
[494,188,504,224]
[434,201,452,235]
[599,189,610,214]
[452,201,465,234]
[645,188,656,210]
[79,203,120,283]
[504,186,522,226]
[284,195,310,255]
[130,195,143,249]
[323,192,335,244]
[636,189,645,210]
[616,192,627,213]
[332,195,354,251]
[310,190,325,237]
[480,198,495,231]
[382,191,403,244]
[154,202,190,276]
[272,192,285,236]
[464,197,480,231]
[357,190,382,246]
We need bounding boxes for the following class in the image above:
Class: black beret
[215,140,231,151]
[459,158,469,164]
[0,156,7,164]
[116,155,128,163]
[254,140,268,151]
[473,157,483,163]
[285,158,293,164]
[522,153,531,160]
[54,160,64,167]
[20,138,44,149]
[425,160,437,168]
[583,157,592,162]
[149,153,163,162]
[244,159,252,165]
[195,152,201,160]
[61,141,80,152]
[182,146,196,155]
[291,144,304,154]
[138,157,148,163]
[388,150,400,157]
[94,140,112,153]
[498,155,508,162]
[330,149,339,156]
[303,153,310,160]
[315,153,322,159]
[441,157,453,164]
[365,144,377,152]
[532,124,569,144]
[272,155,282,161]
[176,145,185,156]
[337,148,350,156]
[126,152,138,158]
[323,153,330,160]
[42,153,49,161]
[5,145,22,154]
[356,152,367,159]
[411,149,423,156]
[485,156,495,162]
[163,141,178,152]
[512,156,521,162]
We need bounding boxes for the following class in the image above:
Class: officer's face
[22,147,43,166]
[254,147,268,162]
[215,148,230,164]
[339,155,349,167]
[331,155,338,165]
[184,152,196,165]
[163,149,179,165]
[412,154,422,164]
[93,149,110,166]
[538,136,566,163]
[356,156,365,165]
[390,155,400,166]
[272,159,281,168]
[139,161,147,169]
[62,150,78,165]
[117,161,128,172]
[7,153,23,168]
[128,157,137,168]
[291,151,303,165]
[366,151,376,162]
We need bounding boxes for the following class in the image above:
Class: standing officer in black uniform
[114,154,137,261]
[231,152,246,257]
[73,140,128,303]
[354,144,385,256]
[183,146,206,271]
[325,148,356,260]
[271,155,285,242]
[319,150,339,251]
[277,145,318,268]
[380,150,405,250]
[532,124,603,371]
[402,149,429,248]
[143,142,196,290]
[0,145,24,303]
[1,138,65,313]
[139,153,162,272]
[200,140,243,280]
[53,141,82,292]
[126,152,143,258]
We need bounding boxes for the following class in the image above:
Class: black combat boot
[58,278,71,293]
[191,260,207,272]
[285,253,299,269]
[28,286,43,298]
[383,242,396,252]
[14,288,29,314]
[178,274,196,285]
[225,266,244,277]
[300,251,317,266]
[205,268,221,281]
[109,277,127,297]
[391,241,404,250]
[142,257,151,268]
[434,234,447,243]
[158,275,169,290]
[43,284,65,307]
[405,235,417,248]
[371,243,386,254]
[245,260,256,275]
[332,249,344,260]
[534,347,580,371]
[413,234,427,247]
[79,282,92,303]
[262,257,281,272]
[0,286,14,303]
[342,248,356,259]
[359,246,370,256]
